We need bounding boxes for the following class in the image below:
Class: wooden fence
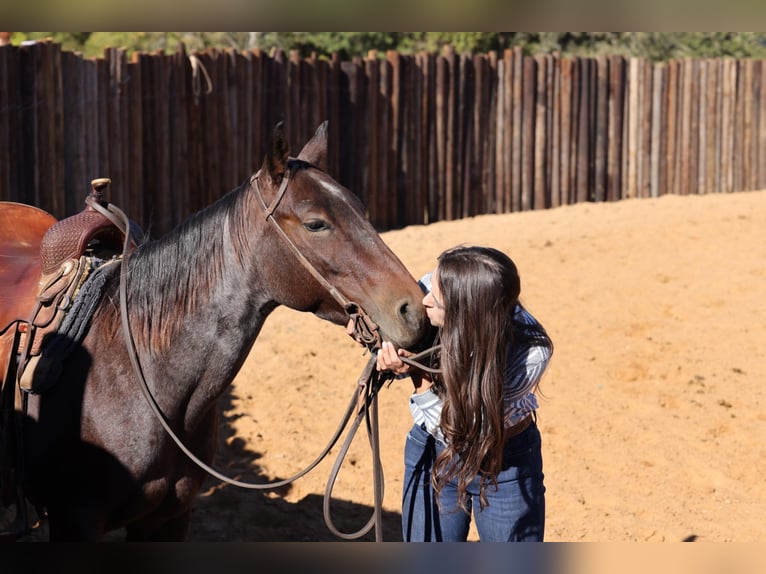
[1,41,765,236]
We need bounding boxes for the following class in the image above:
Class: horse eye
[303,219,329,232]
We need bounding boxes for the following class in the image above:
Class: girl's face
[422,267,446,327]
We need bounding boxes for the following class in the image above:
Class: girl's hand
[377,341,433,393]
[376,341,411,375]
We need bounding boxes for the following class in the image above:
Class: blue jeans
[401,419,545,542]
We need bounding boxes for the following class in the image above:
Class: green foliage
[10,32,766,61]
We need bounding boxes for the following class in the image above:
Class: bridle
[251,164,383,351]
[103,164,437,541]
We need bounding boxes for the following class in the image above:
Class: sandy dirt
[55,189,766,542]
[180,188,766,542]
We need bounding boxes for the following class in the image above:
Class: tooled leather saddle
[0,178,142,395]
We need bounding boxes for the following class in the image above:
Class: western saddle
[0,178,141,394]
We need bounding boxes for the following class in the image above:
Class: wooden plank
[250,49,263,170]
[733,60,745,192]
[640,59,653,198]
[533,55,547,210]
[299,52,310,145]
[550,54,561,209]
[287,50,300,149]
[338,58,357,197]
[521,54,536,211]
[488,51,498,213]
[19,44,39,207]
[271,49,286,134]
[225,50,241,186]
[95,55,109,201]
[127,53,144,227]
[455,52,468,219]
[706,59,722,193]
[626,57,640,199]
[310,52,323,138]
[378,54,392,228]
[494,52,506,213]
[416,53,430,224]
[159,53,174,229]
[594,55,608,202]
[141,54,158,227]
[657,63,669,196]
[240,49,253,177]
[387,50,401,227]
[745,59,762,190]
[720,58,736,193]
[106,48,124,208]
[409,54,424,225]
[36,42,54,213]
[650,63,663,198]
[470,53,484,216]
[84,59,99,198]
[511,46,523,211]
[213,48,225,196]
[426,52,440,223]
[50,43,65,215]
[676,59,687,195]
[168,46,190,221]
[327,53,341,180]
[444,45,456,220]
[17,45,33,205]
[559,57,573,205]
[744,58,757,190]
[569,56,581,204]
[665,59,678,195]
[502,49,513,212]
[688,59,700,197]
[365,51,379,226]
[697,59,708,194]
[576,57,591,203]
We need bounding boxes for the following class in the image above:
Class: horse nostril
[397,299,423,328]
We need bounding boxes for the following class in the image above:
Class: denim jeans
[401,419,545,542]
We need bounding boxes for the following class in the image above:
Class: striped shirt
[409,273,551,443]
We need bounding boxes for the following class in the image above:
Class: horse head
[251,122,430,350]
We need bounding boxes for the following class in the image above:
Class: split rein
[98,172,440,542]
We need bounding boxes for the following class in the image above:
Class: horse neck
[120,186,275,407]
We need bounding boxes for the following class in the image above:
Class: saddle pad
[0,202,58,333]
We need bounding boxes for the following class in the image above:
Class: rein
[105,169,425,541]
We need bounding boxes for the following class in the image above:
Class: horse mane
[97,181,254,354]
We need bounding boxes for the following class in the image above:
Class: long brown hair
[430,245,524,510]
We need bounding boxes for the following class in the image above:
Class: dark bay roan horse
[1,122,430,541]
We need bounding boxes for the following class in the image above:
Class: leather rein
[100,166,437,541]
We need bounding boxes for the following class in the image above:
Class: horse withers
[1,121,431,541]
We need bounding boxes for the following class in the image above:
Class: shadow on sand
[185,384,402,542]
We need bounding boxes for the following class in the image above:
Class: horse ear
[262,121,290,184]
[296,121,329,171]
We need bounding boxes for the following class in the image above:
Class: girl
[377,245,553,542]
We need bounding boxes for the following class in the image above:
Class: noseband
[251,166,382,351]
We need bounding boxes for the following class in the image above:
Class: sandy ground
[128,189,766,541]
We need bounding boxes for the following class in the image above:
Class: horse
[2,121,431,541]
